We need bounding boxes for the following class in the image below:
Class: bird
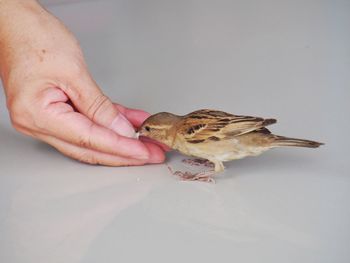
[138,109,323,181]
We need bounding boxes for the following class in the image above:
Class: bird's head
[138,112,181,147]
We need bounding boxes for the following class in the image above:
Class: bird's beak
[135,131,140,139]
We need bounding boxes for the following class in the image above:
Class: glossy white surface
[1,1,349,262]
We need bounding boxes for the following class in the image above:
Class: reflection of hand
[0,0,165,166]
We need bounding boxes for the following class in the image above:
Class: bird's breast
[175,136,268,161]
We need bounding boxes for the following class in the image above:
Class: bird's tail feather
[272,136,324,148]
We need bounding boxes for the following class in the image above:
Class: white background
[1,0,349,262]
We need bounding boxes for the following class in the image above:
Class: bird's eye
[145,126,151,132]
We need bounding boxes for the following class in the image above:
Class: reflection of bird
[139,109,323,176]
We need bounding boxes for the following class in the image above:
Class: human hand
[0,0,165,166]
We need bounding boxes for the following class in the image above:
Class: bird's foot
[167,165,215,183]
[181,158,215,168]
[176,170,216,183]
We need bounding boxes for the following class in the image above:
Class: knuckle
[76,151,98,165]
[86,94,112,122]
[77,123,94,149]
[77,135,93,149]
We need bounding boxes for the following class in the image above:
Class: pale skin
[0,0,165,166]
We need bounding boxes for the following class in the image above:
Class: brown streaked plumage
[139,109,323,179]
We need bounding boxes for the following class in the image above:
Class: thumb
[66,75,136,138]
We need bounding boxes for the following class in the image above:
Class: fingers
[142,142,166,163]
[63,76,136,138]
[35,87,166,164]
[38,134,149,166]
[17,106,165,165]
[42,102,150,160]
[18,86,166,165]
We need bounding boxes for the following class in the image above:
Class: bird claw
[167,164,215,183]
[176,171,216,183]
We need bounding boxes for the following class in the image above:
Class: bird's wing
[178,109,276,143]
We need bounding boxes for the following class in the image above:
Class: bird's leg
[167,163,216,183]
[167,158,223,183]
[176,170,216,183]
[212,160,225,173]
[182,158,214,168]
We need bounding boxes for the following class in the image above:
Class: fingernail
[110,113,136,138]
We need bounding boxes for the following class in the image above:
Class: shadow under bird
[138,109,323,178]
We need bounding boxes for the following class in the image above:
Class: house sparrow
[138,109,323,180]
